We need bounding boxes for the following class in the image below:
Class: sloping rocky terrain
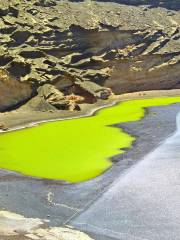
[0,0,180,112]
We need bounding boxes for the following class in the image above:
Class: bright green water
[0,96,180,183]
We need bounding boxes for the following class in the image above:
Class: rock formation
[0,210,93,240]
[0,0,179,112]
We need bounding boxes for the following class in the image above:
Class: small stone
[26,233,40,240]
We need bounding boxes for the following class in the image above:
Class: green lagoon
[0,96,180,183]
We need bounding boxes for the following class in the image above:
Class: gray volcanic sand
[0,103,179,238]
[72,105,180,240]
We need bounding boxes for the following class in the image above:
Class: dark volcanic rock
[0,0,180,111]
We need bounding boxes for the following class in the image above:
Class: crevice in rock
[7,61,31,78]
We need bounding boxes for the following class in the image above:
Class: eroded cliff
[0,0,180,112]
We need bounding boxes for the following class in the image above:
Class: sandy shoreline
[1,89,180,132]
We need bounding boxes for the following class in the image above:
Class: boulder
[37,84,83,111]
[75,81,112,100]
[0,122,8,131]
[0,210,94,240]
[37,84,64,100]
[0,69,33,112]
[34,0,57,7]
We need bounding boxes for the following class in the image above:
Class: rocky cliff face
[0,0,180,112]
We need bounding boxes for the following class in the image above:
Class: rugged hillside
[0,0,180,112]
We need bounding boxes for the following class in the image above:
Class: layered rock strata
[0,0,179,111]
